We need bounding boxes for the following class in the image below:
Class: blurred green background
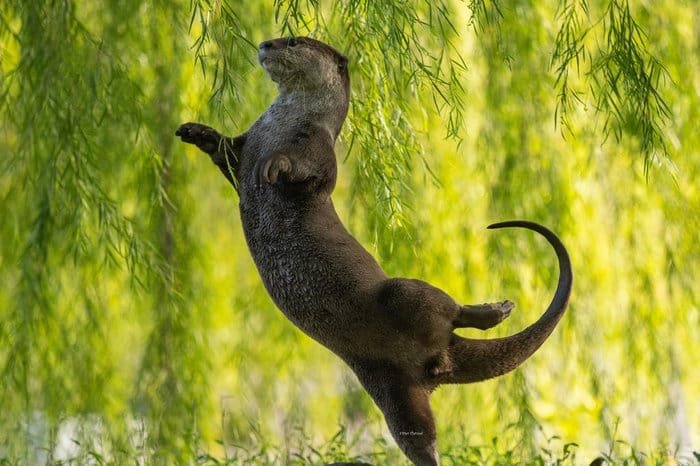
[1,1,698,464]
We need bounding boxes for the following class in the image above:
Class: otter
[176,37,572,466]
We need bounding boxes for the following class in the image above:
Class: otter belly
[239,198,353,338]
[237,186,396,358]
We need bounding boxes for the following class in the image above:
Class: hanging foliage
[0,0,697,464]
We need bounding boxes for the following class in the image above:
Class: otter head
[258,37,349,99]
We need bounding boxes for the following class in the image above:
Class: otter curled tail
[439,220,573,385]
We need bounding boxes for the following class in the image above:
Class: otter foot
[454,300,514,330]
[175,122,221,155]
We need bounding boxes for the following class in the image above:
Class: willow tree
[1,0,698,464]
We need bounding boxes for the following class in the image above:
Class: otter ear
[338,55,349,71]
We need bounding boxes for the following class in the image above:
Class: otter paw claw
[477,300,514,329]
[491,300,514,319]
[256,154,292,187]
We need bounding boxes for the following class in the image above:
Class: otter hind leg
[354,366,441,466]
[454,301,514,330]
[376,278,460,346]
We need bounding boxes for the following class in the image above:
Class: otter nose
[259,40,274,50]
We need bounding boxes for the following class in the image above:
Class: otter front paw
[256,154,292,187]
[175,122,221,155]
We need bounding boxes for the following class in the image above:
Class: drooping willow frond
[552,0,672,172]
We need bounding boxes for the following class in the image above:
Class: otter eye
[338,58,348,72]
[287,37,298,47]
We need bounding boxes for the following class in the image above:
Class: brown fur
[176,37,573,466]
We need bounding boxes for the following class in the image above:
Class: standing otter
[176,37,572,466]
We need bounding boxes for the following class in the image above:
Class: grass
[5,422,696,465]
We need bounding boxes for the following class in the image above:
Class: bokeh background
[1,1,698,464]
